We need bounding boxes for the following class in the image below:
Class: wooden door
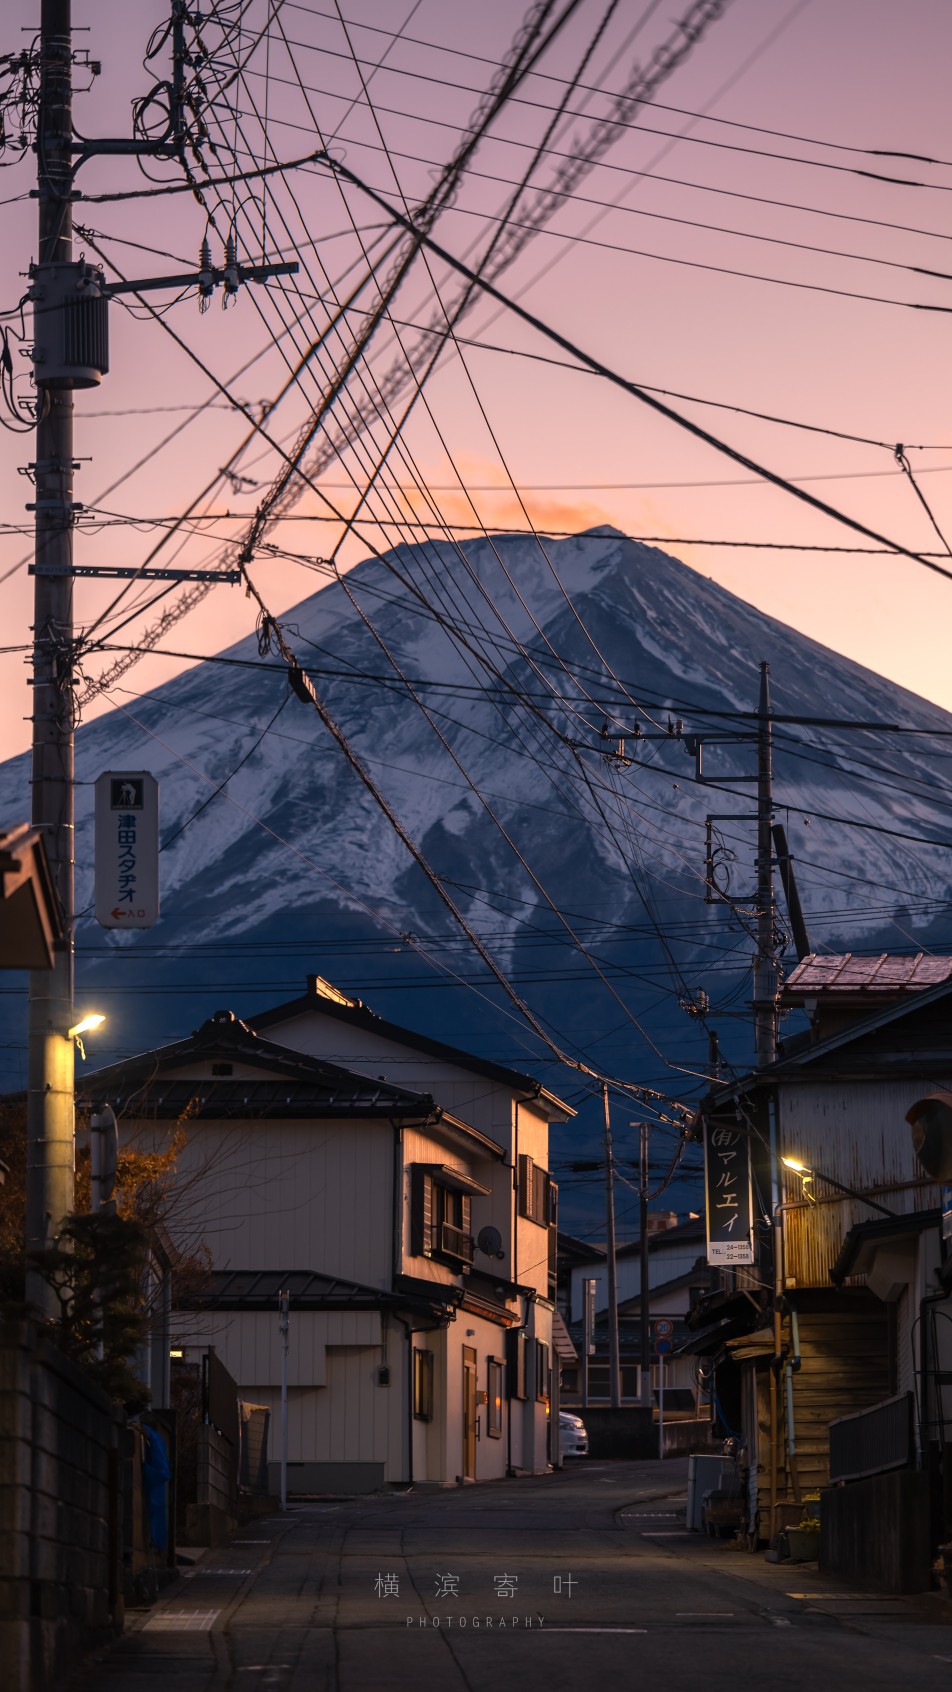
[462,1347,477,1479]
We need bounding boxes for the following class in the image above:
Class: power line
[321,155,952,589]
[281,2,952,173]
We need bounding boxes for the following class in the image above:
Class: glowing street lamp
[781,1154,895,1218]
[67,1012,105,1060]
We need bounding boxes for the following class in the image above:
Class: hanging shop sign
[704,1120,754,1265]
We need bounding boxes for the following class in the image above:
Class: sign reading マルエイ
[94,771,159,929]
[704,1120,754,1265]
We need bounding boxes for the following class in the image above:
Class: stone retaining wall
[0,1320,122,1692]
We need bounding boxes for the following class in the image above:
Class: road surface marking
[183,1568,253,1577]
[786,1592,905,1602]
[676,1612,735,1617]
[143,1610,220,1632]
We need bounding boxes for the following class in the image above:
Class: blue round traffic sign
[654,1337,673,1355]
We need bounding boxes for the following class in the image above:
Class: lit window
[413,1348,434,1421]
[487,1358,503,1437]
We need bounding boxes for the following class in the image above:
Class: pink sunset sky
[2,0,952,763]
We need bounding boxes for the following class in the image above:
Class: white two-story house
[81,978,573,1492]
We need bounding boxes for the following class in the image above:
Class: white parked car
[559,1411,589,1457]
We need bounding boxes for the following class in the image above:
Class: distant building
[557,1217,716,1409]
[81,980,573,1491]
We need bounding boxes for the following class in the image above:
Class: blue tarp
[141,1423,172,1553]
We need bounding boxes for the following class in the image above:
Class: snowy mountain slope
[3,529,951,1224]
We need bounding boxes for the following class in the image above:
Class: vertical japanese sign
[94,771,159,929]
[704,1120,754,1265]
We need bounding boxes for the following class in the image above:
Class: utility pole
[20,4,294,1315]
[601,1083,620,1409]
[753,660,778,1068]
[638,1122,651,1408]
[25,0,76,1312]
[279,1289,290,1510]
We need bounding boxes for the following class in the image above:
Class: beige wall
[124,1106,394,1286]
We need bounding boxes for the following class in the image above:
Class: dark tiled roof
[176,1268,448,1318]
[783,952,952,999]
[81,1075,430,1120]
[79,1009,436,1119]
[829,1208,942,1286]
[616,1216,705,1258]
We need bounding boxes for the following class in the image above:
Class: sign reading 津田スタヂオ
[94,771,159,929]
[704,1121,754,1265]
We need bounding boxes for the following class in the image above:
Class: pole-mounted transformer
[28,258,109,388]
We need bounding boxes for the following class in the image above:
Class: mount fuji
[3,528,951,1228]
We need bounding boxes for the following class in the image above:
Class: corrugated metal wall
[779,1080,941,1287]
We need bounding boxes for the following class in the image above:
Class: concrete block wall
[0,1321,121,1692]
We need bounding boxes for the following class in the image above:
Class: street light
[781,1154,896,1218]
[67,1012,105,1061]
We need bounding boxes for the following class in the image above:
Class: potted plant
[786,1516,821,1562]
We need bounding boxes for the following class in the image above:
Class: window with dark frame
[487,1358,503,1437]
[410,1167,474,1265]
[535,1339,549,1404]
[518,1155,557,1230]
[413,1347,434,1421]
[506,1329,527,1399]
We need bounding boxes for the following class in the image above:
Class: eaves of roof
[437,1111,506,1160]
[79,1075,435,1121]
[177,1267,450,1321]
[829,1208,942,1287]
[616,1218,706,1258]
[617,1259,714,1314]
[249,989,575,1120]
[557,1231,607,1264]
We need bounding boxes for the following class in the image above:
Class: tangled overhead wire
[0,44,41,166]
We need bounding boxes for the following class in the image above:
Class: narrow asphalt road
[72,1458,952,1692]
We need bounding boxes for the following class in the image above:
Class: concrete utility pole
[20,4,294,1314]
[601,1083,621,1408]
[638,1122,651,1408]
[26,0,76,1312]
[753,660,777,1069]
[279,1290,290,1510]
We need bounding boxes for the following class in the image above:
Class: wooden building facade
[690,956,952,1547]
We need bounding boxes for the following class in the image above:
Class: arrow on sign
[111,907,130,919]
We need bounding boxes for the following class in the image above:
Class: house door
[462,1347,477,1480]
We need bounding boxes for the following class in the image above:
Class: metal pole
[582,1276,596,1409]
[279,1290,289,1509]
[601,1084,620,1409]
[658,1349,665,1461]
[639,1123,651,1407]
[753,660,777,1069]
[26,0,76,1314]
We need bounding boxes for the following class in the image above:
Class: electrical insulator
[222,233,239,304]
[198,234,214,313]
[28,260,109,389]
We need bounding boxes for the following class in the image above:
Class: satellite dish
[907,1091,952,1181]
[477,1225,505,1261]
